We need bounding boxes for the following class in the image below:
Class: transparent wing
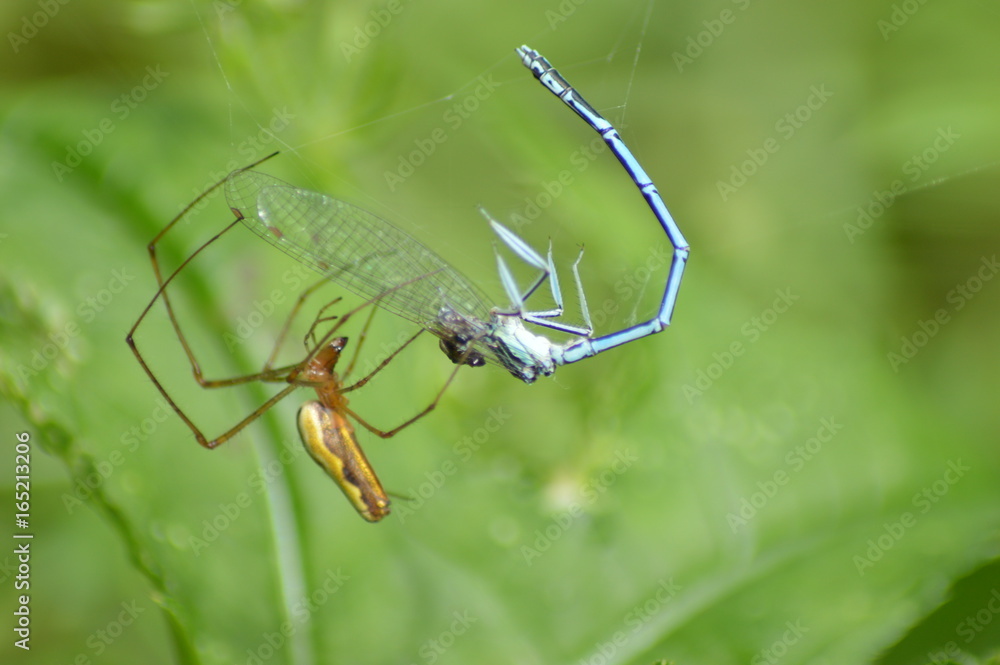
[225,170,493,335]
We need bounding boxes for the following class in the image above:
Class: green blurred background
[2,1,999,664]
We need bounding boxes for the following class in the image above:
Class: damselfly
[225,46,689,383]
[501,45,690,367]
